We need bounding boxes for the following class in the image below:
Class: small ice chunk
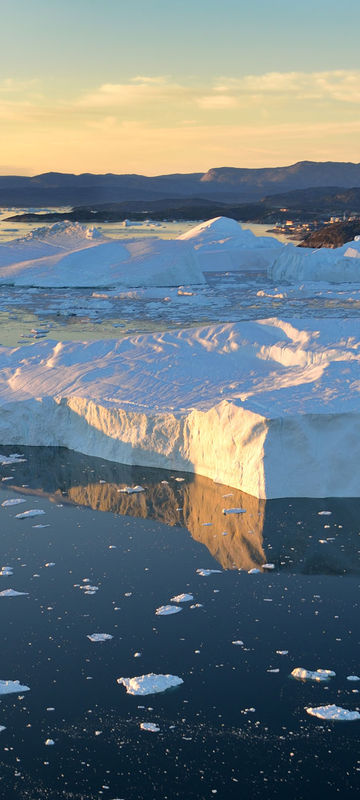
[140,722,160,732]
[155,605,182,616]
[0,725,6,732]
[119,485,145,494]
[33,524,50,528]
[134,652,142,658]
[0,566,13,576]
[267,668,280,673]
[232,640,244,646]
[276,650,288,656]
[190,603,203,609]
[1,498,26,507]
[15,509,45,519]
[196,568,221,577]
[291,668,336,682]
[174,477,185,482]
[347,675,360,681]
[44,738,55,746]
[117,673,183,695]
[318,511,332,516]
[222,508,246,515]
[248,568,261,574]
[87,633,113,643]
[262,563,275,570]
[44,562,55,568]
[0,680,30,695]
[170,593,193,603]
[306,704,360,721]
[0,589,28,597]
[0,453,26,465]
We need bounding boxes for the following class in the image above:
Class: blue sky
[1,0,360,173]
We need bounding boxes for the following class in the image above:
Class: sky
[1,0,360,175]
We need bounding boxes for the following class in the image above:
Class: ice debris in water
[44,738,55,746]
[0,726,6,733]
[196,568,222,577]
[87,633,113,643]
[44,562,55,568]
[232,640,244,646]
[306,705,360,721]
[291,668,336,682]
[262,563,275,570]
[276,650,289,656]
[0,566,13,576]
[222,507,246,515]
[1,498,26,507]
[318,511,332,516]
[117,673,183,695]
[0,680,30,695]
[33,524,50,528]
[248,568,261,574]
[0,589,28,597]
[0,454,26,465]
[15,509,45,519]
[118,485,145,494]
[347,675,360,681]
[140,722,160,732]
[170,593,194,603]
[156,605,182,616]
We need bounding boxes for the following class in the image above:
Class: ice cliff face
[270,237,360,283]
[0,319,359,498]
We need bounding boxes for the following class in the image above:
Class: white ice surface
[1,498,26,507]
[0,589,28,597]
[155,605,182,616]
[291,668,336,682]
[117,673,183,695]
[15,509,45,519]
[140,722,160,732]
[270,237,360,283]
[87,633,113,642]
[0,680,30,694]
[1,318,360,497]
[306,704,360,721]
[170,593,194,603]
[178,217,282,271]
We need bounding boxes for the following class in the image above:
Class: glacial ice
[117,673,184,695]
[87,633,113,642]
[0,680,30,694]
[0,589,28,597]
[291,668,336,682]
[270,236,360,283]
[1,498,26,507]
[306,704,360,721]
[155,605,182,616]
[140,722,160,732]
[15,509,46,519]
[170,593,194,603]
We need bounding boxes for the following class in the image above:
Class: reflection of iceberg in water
[1,446,359,574]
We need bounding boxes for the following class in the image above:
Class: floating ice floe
[306,704,360,722]
[140,722,160,732]
[44,562,55,567]
[0,725,5,732]
[118,485,145,494]
[0,680,30,695]
[347,675,360,681]
[15,509,45,519]
[232,640,244,646]
[291,668,336,682]
[318,511,332,516]
[196,568,222,577]
[33,524,50,528]
[0,566,13,576]
[170,593,193,603]
[276,650,289,656]
[44,738,55,746]
[262,563,275,570]
[117,673,183,695]
[1,498,26,507]
[0,589,28,597]
[222,508,246,515]
[155,605,182,616]
[87,633,113,643]
[248,568,261,574]
[0,453,26,465]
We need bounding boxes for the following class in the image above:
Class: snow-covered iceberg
[117,673,183,695]
[306,704,360,721]
[270,236,360,283]
[0,679,30,694]
[178,216,282,271]
[0,221,205,288]
[291,668,335,682]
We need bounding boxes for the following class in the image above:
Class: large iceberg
[270,236,360,283]
[178,216,282,271]
[0,318,359,498]
[117,673,183,695]
[0,221,205,288]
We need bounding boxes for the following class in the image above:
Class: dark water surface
[0,447,359,799]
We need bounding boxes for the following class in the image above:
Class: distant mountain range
[3,161,360,207]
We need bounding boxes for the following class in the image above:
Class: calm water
[0,446,359,799]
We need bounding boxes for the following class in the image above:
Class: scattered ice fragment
[44,739,55,746]
[190,603,203,609]
[0,589,28,597]
[155,605,182,616]
[347,675,360,681]
[0,454,26,465]
[170,593,194,603]
[262,563,275,570]
[196,568,221,577]
[232,640,244,646]
[267,668,280,673]
[140,722,160,732]
[87,633,113,643]
[222,508,246,515]
[174,477,185,482]
[134,652,142,658]
[15,509,45,519]
[1,498,26,507]
[0,680,30,695]
[306,704,360,721]
[276,650,289,656]
[119,485,145,494]
[318,511,332,516]
[291,668,336,682]
[33,524,50,529]
[248,568,261,575]
[0,566,13,576]
[160,480,169,485]
[0,726,6,732]
[44,562,55,568]
[117,673,183,695]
